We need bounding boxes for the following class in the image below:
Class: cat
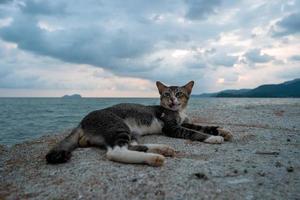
[46,81,233,167]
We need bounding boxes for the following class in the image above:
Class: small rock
[233,169,238,174]
[286,166,294,172]
[130,178,138,182]
[155,190,165,196]
[275,161,282,167]
[244,169,248,174]
[286,138,291,142]
[258,172,265,177]
[194,173,208,180]
[258,182,263,186]
[149,174,155,178]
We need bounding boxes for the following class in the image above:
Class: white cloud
[171,49,190,58]
[0,17,12,27]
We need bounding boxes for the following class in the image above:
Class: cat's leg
[81,111,166,167]
[126,133,149,152]
[106,145,165,167]
[129,141,175,157]
[76,130,165,166]
[46,127,82,164]
[216,128,233,141]
[128,141,149,152]
[163,124,224,144]
[87,132,165,166]
[181,123,233,141]
[143,144,175,157]
[104,130,165,166]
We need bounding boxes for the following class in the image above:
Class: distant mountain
[193,78,300,98]
[194,92,218,97]
[62,94,82,99]
[193,89,251,98]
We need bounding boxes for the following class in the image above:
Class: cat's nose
[170,97,176,102]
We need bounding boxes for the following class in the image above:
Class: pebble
[194,173,208,180]
[286,166,294,172]
[275,161,282,167]
[131,178,138,182]
[258,172,265,177]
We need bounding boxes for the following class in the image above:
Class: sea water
[0,97,299,146]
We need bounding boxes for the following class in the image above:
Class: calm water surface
[0,98,298,146]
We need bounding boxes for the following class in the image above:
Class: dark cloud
[20,0,66,15]
[272,12,300,37]
[211,54,237,67]
[0,0,225,81]
[0,63,45,89]
[0,14,155,75]
[0,16,44,52]
[0,0,12,4]
[185,0,222,20]
[185,60,207,69]
[289,55,300,61]
[0,65,11,79]
[244,48,274,63]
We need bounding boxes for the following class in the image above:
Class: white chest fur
[179,110,189,124]
[124,118,163,136]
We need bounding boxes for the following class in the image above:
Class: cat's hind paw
[204,136,224,144]
[217,128,233,141]
[146,154,165,167]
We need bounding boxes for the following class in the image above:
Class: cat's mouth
[168,102,181,110]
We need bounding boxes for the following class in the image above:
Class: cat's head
[156,81,194,111]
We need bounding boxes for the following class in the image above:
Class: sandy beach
[1,101,299,199]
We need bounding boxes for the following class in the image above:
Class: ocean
[0,97,299,146]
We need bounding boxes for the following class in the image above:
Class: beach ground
[1,102,299,199]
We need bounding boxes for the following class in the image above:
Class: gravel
[1,102,300,200]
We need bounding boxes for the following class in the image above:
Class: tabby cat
[46,81,233,166]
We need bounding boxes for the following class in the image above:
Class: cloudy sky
[0,0,299,97]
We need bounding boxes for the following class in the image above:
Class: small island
[62,94,82,99]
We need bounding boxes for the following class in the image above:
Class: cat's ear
[156,81,167,95]
[183,81,194,95]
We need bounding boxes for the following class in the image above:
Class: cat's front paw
[217,128,233,141]
[146,154,165,167]
[204,136,224,144]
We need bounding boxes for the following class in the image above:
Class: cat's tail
[46,126,82,164]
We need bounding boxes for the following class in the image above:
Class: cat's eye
[163,92,171,97]
[175,92,184,97]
